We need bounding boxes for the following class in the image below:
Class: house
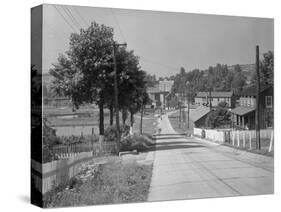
[195,91,235,108]
[190,106,212,128]
[147,80,174,109]
[147,86,162,108]
[230,85,273,130]
[159,80,174,93]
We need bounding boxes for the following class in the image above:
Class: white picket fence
[194,128,225,143]
[194,128,274,152]
[229,129,274,152]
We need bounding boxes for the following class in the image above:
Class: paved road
[148,114,274,201]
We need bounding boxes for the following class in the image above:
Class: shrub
[120,134,153,152]
[104,125,130,142]
[205,102,231,129]
[43,118,62,163]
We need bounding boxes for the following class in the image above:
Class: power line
[61,5,81,31]
[108,9,183,72]
[72,6,89,28]
[53,5,77,33]
[110,8,126,42]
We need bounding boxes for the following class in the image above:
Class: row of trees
[169,51,273,103]
[49,22,149,142]
[170,64,247,97]
[167,51,273,129]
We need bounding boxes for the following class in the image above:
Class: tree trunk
[129,110,134,135]
[122,108,127,125]
[109,103,114,126]
[99,94,104,136]
[130,111,134,127]
[140,105,144,134]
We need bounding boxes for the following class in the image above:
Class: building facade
[230,85,273,130]
[147,80,174,109]
[195,91,235,108]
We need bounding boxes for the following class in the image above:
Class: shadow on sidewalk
[154,144,203,152]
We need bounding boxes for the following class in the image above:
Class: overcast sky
[42,4,273,77]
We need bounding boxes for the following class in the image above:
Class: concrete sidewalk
[148,114,273,202]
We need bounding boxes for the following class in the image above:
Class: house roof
[190,106,211,122]
[196,91,233,98]
[230,106,255,116]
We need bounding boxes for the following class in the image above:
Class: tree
[50,22,114,142]
[261,51,273,85]
[231,71,246,92]
[50,22,149,142]
[145,74,158,87]
[205,102,231,128]
[250,51,274,86]
[112,47,148,128]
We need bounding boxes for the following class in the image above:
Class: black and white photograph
[31,3,274,208]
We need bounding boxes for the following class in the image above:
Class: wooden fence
[51,142,117,159]
[227,129,274,152]
[32,142,117,194]
[194,127,274,152]
[32,152,93,194]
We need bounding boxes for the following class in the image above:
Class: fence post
[92,128,94,153]
[249,131,252,150]
[232,131,235,146]
[237,131,240,147]
[243,131,246,148]
[269,131,274,152]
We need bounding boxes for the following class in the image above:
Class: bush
[120,134,153,152]
[104,125,130,142]
[205,102,231,129]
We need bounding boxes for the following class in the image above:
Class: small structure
[147,80,174,109]
[195,91,235,108]
[190,106,211,128]
[230,85,273,130]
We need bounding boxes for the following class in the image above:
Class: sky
[42,4,274,78]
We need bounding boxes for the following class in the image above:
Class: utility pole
[186,81,191,129]
[113,41,127,153]
[209,88,212,110]
[255,45,261,150]
[140,104,144,134]
[179,101,181,128]
[187,94,190,129]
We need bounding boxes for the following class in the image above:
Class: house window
[265,96,273,108]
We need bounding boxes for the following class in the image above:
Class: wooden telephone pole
[255,45,261,150]
[113,41,127,153]
[209,88,212,110]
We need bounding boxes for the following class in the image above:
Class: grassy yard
[43,155,153,208]
[133,111,158,135]
[168,113,194,135]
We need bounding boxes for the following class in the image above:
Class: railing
[32,152,93,194]
[194,127,274,152]
[50,142,117,159]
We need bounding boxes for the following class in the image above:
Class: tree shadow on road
[153,136,187,140]
[151,142,204,152]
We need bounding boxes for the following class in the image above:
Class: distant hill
[227,64,255,73]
